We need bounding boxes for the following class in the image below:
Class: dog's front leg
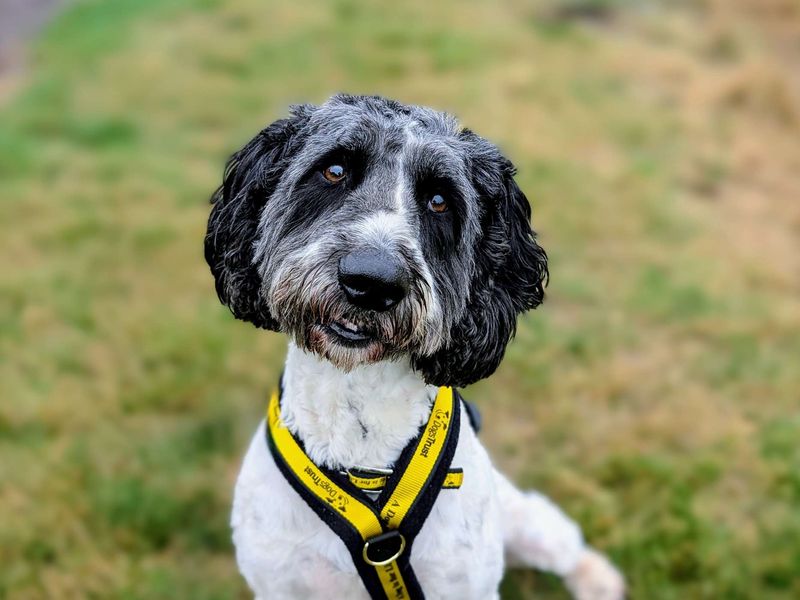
[494,471,625,600]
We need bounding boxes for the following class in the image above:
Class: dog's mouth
[319,319,377,347]
[304,318,389,369]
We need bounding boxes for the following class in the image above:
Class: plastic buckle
[362,530,406,566]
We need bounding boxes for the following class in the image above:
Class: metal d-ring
[362,531,406,567]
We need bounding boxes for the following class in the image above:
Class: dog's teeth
[341,320,359,332]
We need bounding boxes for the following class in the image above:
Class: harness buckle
[350,464,393,476]
[362,530,406,566]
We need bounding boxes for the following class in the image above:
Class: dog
[205,94,625,599]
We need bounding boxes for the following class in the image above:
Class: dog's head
[205,94,547,387]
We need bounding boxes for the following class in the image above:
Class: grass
[1,0,799,597]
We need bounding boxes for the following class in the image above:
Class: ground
[1,0,799,598]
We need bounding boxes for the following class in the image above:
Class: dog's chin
[304,321,392,371]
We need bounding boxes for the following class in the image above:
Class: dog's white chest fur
[231,345,504,599]
[231,345,623,600]
[232,408,505,600]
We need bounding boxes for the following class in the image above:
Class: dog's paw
[564,548,625,600]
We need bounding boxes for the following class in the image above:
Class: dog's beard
[305,321,392,371]
[267,261,437,371]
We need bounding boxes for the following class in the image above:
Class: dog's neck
[280,342,437,469]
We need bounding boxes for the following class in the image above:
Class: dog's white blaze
[351,210,409,248]
[397,125,447,354]
[393,140,407,216]
[349,208,444,354]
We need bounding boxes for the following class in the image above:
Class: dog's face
[206,95,547,387]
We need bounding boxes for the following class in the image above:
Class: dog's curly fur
[206,94,547,387]
[206,94,624,599]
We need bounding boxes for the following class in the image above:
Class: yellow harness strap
[266,386,461,600]
[347,468,463,491]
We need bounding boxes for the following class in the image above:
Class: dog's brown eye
[428,194,448,214]
[323,164,346,183]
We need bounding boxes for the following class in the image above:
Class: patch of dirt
[0,0,65,98]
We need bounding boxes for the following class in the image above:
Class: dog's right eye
[323,164,346,183]
[427,194,448,214]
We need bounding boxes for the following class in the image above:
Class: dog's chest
[231,422,504,600]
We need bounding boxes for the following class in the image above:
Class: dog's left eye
[323,164,346,183]
[427,194,448,214]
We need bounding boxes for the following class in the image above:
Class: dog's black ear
[205,106,313,329]
[414,149,548,388]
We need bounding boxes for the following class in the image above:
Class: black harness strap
[266,386,462,600]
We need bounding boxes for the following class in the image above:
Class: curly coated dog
[205,94,625,600]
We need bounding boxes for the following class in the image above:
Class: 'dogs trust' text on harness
[266,386,480,600]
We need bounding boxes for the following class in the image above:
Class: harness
[266,386,470,600]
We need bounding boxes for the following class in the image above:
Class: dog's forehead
[314,95,459,137]
[296,96,467,167]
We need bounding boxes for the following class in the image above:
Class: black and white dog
[206,94,624,599]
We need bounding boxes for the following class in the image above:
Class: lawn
[1,0,799,598]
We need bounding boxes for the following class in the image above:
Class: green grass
[2,0,799,598]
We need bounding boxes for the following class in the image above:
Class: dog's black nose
[338,249,409,312]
